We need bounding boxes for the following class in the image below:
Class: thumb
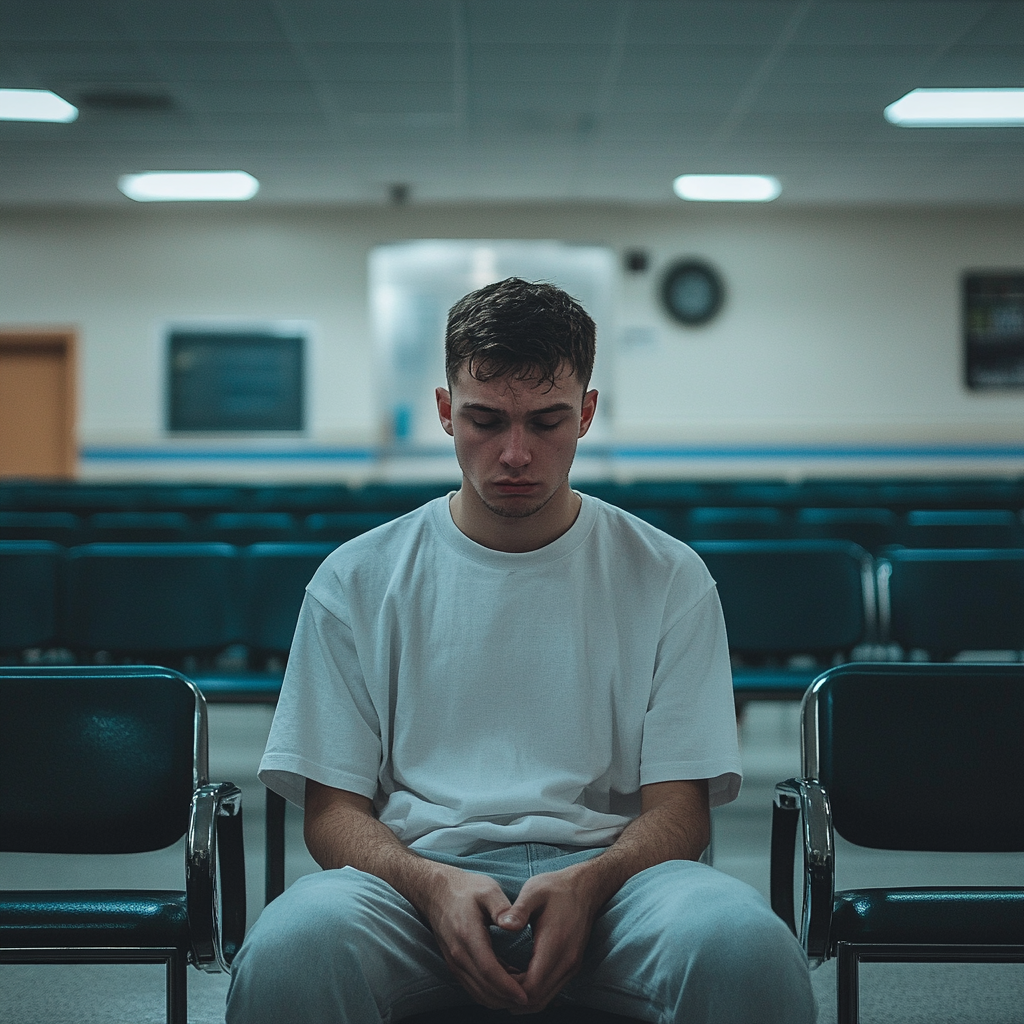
[495,888,538,931]
[482,889,516,929]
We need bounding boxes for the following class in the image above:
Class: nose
[500,424,532,469]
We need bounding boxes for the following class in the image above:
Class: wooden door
[0,330,77,479]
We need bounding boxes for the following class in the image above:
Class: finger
[519,921,584,1010]
[443,929,529,1009]
[499,884,542,930]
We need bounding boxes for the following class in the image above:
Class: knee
[225,871,384,1024]
[651,866,817,1024]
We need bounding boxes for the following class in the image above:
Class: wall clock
[661,259,724,326]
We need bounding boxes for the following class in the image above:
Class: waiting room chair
[0,540,62,655]
[88,511,193,542]
[0,511,83,545]
[683,506,789,541]
[878,548,1024,658]
[0,665,246,1024]
[303,511,397,542]
[62,542,241,664]
[691,541,874,703]
[900,509,1024,548]
[793,507,899,553]
[770,662,1024,1024]
[202,511,298,546]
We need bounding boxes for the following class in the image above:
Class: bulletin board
[167,327,305,432]
[965,273,1024,390]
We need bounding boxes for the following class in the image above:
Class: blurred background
[3,0,1024,486]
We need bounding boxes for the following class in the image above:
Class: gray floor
[2,702,1021,1023]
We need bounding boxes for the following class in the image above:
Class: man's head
[437,278,599,549]
[444,277,596,394]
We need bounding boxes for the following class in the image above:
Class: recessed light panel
[118,171,259,202]
[0,89,78,122]
[885,89,1024,126]
[673,174,781,202]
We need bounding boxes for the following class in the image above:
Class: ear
[577,389,599,439]
[436,387,454,437]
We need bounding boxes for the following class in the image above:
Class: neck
[449,482,582,552]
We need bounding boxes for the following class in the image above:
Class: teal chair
[771,663,1024,1024]
[0,666,245,1024]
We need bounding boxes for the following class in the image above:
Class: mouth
[493,480,540,494]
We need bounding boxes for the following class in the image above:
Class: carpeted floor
[2,702,1021,1023]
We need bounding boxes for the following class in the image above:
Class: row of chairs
[7,476,1024,514]
[4,507,1024,553]
[0,510,395,546]
[4,664,1020,1024]
[4,538,1024,704]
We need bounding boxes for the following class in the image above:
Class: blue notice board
[167,329,304,432]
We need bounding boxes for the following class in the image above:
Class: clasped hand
[424,864,599,1014]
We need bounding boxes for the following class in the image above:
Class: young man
[226,279,815,1023]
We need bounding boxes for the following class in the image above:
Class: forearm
[303,779,454,916]
[568,779,710,909]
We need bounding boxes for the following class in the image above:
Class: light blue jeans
[226,844,815,1024]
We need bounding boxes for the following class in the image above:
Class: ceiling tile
[794,2,987,46]
[466,0,624,43]
[767,44,935,84]
[625,2,802,45]
[303,43,454,81]
[280,1,454,44]
[925,45,1024,87]
[617,44,774,85]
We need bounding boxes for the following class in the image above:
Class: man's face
[436,365,598,521]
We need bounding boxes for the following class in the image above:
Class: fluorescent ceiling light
[0,88,78,122]
[885,89,1024,126]
[673,174,781,202]
[118,171,260,202]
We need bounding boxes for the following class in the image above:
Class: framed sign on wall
[964,274,1024,390]
[167,324,306,432]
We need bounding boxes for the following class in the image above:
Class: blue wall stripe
[80,443,1024,462]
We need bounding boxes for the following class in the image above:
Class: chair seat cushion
[832,887,1024,947]
[0,890,190,950]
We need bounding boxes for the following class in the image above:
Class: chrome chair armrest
[771,780,801,935]
[187,782,246,973]
[771,778,835,967]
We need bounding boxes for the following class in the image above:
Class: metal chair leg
[166,951,188,1024]
[836,944,859,1024]
[265,788,286,904]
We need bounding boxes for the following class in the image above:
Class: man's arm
[494,778,710,1013]
[303,779,530,1011]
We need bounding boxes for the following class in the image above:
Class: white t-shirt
[259,493,741,854]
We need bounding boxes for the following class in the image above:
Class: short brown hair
[445,278,596,392]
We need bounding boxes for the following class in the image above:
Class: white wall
[3,201,1024,480]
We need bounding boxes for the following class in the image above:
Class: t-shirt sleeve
[258,591,382,808]
[639,582,742,808]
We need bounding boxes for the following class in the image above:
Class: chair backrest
[794,507,898,552]
[880,548,1024,655]
[242,542,336,653]
[203,512,297,546]
[0,511,83,545]
[801,663,1024,852]
[684,506,789,541]
[691,540,872,656]
[0,540,61,650]
[88,511,193,542]
[901,509,1024,548]
[0,666,206,853]
[303,512,396,543]
[63,543,241,653]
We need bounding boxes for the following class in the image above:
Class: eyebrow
[460,402,575,416]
